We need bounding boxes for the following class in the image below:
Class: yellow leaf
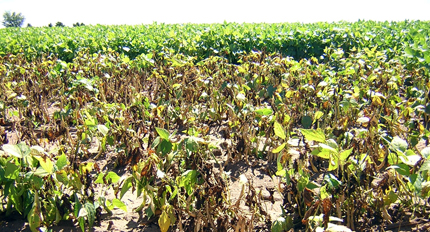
[35,156,54,174]
[372,96,383,106]
[274,121,286,140]
[158,210,170,232]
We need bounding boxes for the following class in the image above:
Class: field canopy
[1,21,430,232]
[0,20,429,66]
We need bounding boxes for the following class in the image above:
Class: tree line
[2,11,85,28]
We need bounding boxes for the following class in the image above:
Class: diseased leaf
[28,191,42,232]
[313,111,324,122]
[274,121,286,140]
[320,185,329,200]
[35,156,54,174]
[159,210,170,232]
[28,206,41,232]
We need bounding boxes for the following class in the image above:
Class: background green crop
[1,20,428,64]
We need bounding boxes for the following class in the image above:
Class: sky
[1,0,430,28]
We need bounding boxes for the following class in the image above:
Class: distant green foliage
[2,11,25,27]
[73,22,85,27]
[55,22,65,27]
[0,20,427,63]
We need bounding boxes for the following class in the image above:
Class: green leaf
[389,164,410,176]
[324,173,342,189]
[5,162,19,179]
[95,173,105,184]
[156,127,170,140]
[185,137,199,152]
[301,115,312,129]
[79,217,85,232]
[179,170,199,195]
[339,148,353,163]
[306,181,320,190]
[2,144,23,158]
[384,190,398,205]
[300,128,326,143]
[33,166,50,177]
[158,140,173,156]
[324,223,352,232]
[84,202,96,228]
[390,136,408,153]
[326,139,339,150]
[255,108,273,116]
[56,153,68,170]
[106,171,121,184]
[297,176,308,192]
[95,171,121,184]
[107,135,114,146]
[404,47,415,58]
[120,177,133,200]
[419,159,430,172]
[159,210,171,232]
[311,147,331,159]
[274,121,286,140]
[112,198,127,212]
[272,217,290,232]
[387,152,399,165]
[272,143,287,153]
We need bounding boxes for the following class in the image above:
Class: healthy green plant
[0,143,112,231]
